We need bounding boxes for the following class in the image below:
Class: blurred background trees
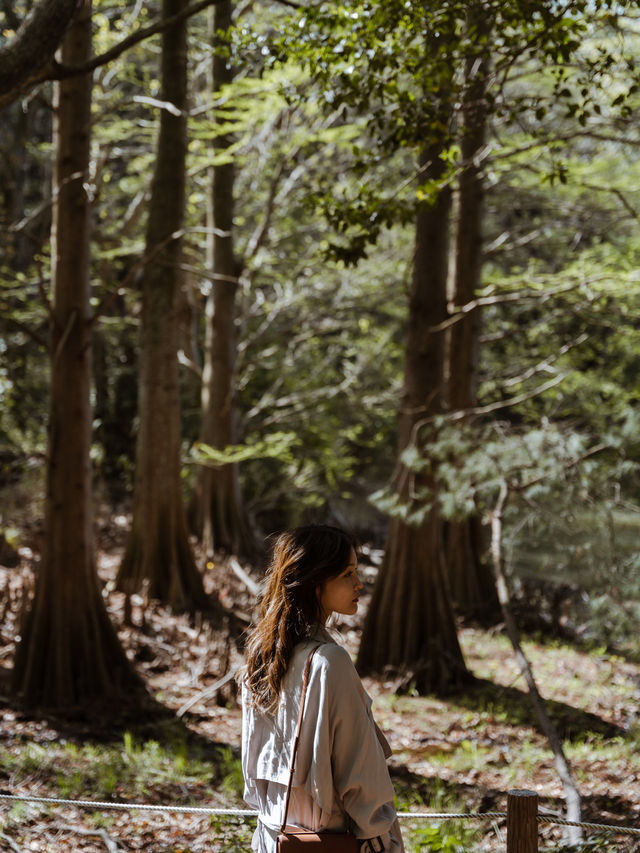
[1,0,640,707]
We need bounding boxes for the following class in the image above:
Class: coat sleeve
[319,644,399,842]
[240,680,259,809]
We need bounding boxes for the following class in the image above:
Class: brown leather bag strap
[280,645,319,833]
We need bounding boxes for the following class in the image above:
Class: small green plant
[56,768,85,799]
[216,746,245,799]
[410,821,470,852]
[209,814,256,852]
[396,783,480,852]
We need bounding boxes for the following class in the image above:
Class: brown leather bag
[275,648,361,853]
[277,829,361,851]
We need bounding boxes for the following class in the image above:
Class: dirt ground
[1,527,639,852]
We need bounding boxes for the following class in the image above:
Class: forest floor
[1,522,640,852]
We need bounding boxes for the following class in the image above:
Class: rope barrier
[1,793,639,836]
[0,794,253,816]
[538,813,640,838]
[0,794,503,821]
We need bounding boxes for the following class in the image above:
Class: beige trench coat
[241,627,404,853]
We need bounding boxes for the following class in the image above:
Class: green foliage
[2,0,640,563]
[190,432,300,467]
[208,814,256,852]
[260,0,639,264]
[216,746,245,799]
[396,784,480,852]
[3,731,216,803]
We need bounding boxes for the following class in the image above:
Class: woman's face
[317,548,363,622]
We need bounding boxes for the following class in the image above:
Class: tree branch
[58,825,120,853]
[516,443,609,492]
[490,479,583,845]
[0,0,228,107]
[3,315,49,349]
[0,0,79,109]
[0,830,23,853]
[501,333,587,388]
[50,0,227,80]
[430,281,580,333]
[90,229,185,325]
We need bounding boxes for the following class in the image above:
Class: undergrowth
[5,730,218,802]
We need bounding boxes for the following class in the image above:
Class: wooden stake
[507,789,538,853]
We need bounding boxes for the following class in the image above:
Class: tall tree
[444,7,500,622]
[117,0,211,612]
[282,0,617,686]
[357,137,469,692]
[11,0,141,708]
[190,0,256,559]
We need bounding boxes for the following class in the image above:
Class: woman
[241,525,404,853]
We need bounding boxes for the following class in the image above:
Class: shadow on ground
[453,676,623,740]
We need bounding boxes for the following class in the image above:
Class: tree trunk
[11,0,141,708]
[117,0,211,613]
[445,18,501,623]
[190,0,256,559]
[358,144,469,693]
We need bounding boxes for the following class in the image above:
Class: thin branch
[36,0,228,86]
[58,825,120,853]
[490,479,582,845]
[34,255,54,321]
[516,443,609,492]
[432,280,580,332]
[490,130,640,162]
[483,226,546,258]
[178,261,238,285]
[132,94,185,116]
[10,198,52,237]
[176,665,240,717]
[52,309,77,367]
[177,349,203,379]
[502,333,587,388]
[90,229,184,325]
[0,831,23,853]
[240,157,286,271]
[398,374,568,488]
[228,556,261,596]
[3,315,49,349]
[0,0,78,108]
[579,180,640,220]
[453,374,565,419]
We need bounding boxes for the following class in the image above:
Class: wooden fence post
[507,789,538,853]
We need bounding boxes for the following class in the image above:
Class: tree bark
[190,0,256,559]
[117,0,211,613]
[0,0,79,108]
[11,0,141,708]
[357,144,469,693]
[445,14,501,623]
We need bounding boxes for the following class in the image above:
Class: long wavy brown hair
[244,525,357,713]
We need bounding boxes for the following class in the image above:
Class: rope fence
[2,790,640,850]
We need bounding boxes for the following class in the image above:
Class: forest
[1,0,640,850]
